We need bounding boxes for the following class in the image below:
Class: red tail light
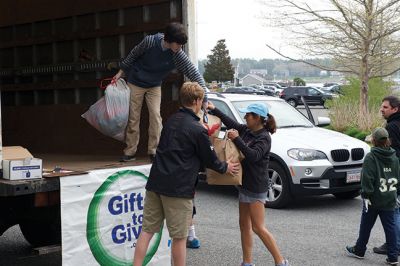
[279,91,285,97]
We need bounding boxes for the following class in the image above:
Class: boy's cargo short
[142,190,193,238]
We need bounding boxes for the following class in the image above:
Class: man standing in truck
[113,22,208,163]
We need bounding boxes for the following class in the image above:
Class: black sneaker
[386,258,399,265]
[120,154,136,162]
[374,243,388,255]
[149,154,155,163]
[345,246,364,259]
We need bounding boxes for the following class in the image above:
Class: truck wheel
[19,206,61,247]
[287,99,297,107]
[265,161,292,209]
[333,190,360,200]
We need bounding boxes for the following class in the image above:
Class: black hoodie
[146,108,227,198]
[361,147,400,210]
[386,112,400,158]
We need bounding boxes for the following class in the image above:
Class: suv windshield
[232,100,314,128]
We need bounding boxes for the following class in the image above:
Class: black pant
[355,204,397,262]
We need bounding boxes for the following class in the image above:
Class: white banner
[60,165,171,266]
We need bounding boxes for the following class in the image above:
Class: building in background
[240,73,268,86]
[249,69,268,78]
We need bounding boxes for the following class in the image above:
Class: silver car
[207,93,370,208]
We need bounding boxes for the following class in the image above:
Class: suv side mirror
[317,117,330,127]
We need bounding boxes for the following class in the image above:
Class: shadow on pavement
[0,225,61,266]
[196,181,238,198]
[285,195,361,210]
[197,181,361,211]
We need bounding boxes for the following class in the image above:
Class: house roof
[240,74,268,82]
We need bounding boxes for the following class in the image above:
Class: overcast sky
[195,0,325,60]
[195,0,285,60]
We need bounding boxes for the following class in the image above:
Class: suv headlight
[287,148,327,161]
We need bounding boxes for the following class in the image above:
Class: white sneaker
[276,259,289,266]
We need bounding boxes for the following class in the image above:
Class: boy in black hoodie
[346,127,400,265]
[132,82,239,266]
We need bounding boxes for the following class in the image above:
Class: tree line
[199,57,335,81]
[199,39,335,83]
[201,0,400,119]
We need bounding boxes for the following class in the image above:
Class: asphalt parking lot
[0,182,389,266]
[187,183,387,266]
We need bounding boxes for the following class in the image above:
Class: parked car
[279,86,336,107]
[224,86,264,95]
[323,82,340,87]
[261,88,277,96]
[249,84,276,96]
[322,84,343,94]
[263,82,285,95]
[261,85,279,96]
[206,93,370,208]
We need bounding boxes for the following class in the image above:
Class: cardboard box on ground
[2,146,42,180]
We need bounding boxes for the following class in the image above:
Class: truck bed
[0,154,151,196]
[39,153,150,172]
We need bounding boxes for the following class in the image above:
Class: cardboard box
[2,146,42,180]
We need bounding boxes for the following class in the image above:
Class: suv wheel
[265,161,292,209]
[287,99,297,107]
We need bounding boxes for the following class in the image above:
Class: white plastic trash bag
[82,79,130,142]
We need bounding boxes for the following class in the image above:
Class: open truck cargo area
[0,0,196,247]
[0,0,193,155]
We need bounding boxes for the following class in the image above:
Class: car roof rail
[207,92,226,98]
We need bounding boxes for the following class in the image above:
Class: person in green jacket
[346,127,400,265]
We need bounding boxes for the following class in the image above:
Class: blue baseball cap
[239,103,269,117]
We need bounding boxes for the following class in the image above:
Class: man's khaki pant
[124,82,162,156]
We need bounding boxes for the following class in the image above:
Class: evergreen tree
[203,39,234,82]
[293,77,305,86]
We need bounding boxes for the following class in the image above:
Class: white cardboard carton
[2,146,42,180]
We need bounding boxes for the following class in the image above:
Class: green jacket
[361,147,400,210]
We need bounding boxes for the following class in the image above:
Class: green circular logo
[86,170,163,266]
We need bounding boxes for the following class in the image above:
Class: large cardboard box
[2,146,42,180]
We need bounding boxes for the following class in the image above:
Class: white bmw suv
[207,93,370,208]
